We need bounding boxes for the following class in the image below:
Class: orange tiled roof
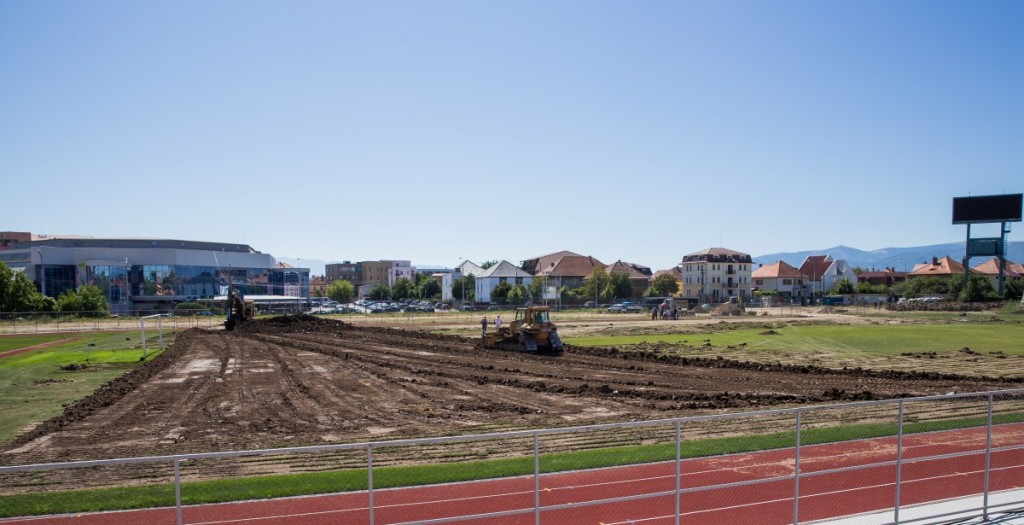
[910,256,970,277]
[607,260,652,279]
[971,257,1022,278]
[537,255,605,278]
[752,261,804,279]
[798,255,832,280]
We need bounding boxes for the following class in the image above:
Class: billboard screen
[952,194,1022,224]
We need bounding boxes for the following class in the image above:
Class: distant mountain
[754,242,1024,272]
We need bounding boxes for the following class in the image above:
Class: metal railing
[2,389,1023,524]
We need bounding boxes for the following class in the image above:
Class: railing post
[675,419,681,525]
[984,393,993,520]
[793,409,801,525]
[174,458,182,525]
[368,445,375,525]
[536,429,544,523]
[534,432,541,525]
[895,400,904,524]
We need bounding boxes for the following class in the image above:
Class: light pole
[37,249,46,298]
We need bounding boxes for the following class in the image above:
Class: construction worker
[481,316,487,336]
[494,315,502,332]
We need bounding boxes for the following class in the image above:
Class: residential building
[680,247,752,303]
[325,261,363,288]
[856,268,909,287]
[520,250,583,275]
[799,255,859,296]
[971,257,1023,289]
[360,260,415,290]
[444,260,485,301]
[474,261,533,303]
[606,260,653,299]
[533,255,605,302]
[909,256,971,278]
[309,276,327,297]
[752,261,805,299]
[652,266,683,297]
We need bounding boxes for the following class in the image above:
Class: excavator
[482,306,564,354]
[224,284,255,331]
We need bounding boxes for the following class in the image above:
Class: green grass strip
[3,411,1022,518]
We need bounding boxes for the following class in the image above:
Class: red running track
[3,424,1023,525]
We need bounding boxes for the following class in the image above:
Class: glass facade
[82,264,308,306]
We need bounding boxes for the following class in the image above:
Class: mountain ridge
[754,241,1024,271]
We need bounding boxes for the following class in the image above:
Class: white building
[474,261,533,303]
[680,247,753,303]
[798,255,858,295]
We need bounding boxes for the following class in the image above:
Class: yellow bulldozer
[483,306,564,354]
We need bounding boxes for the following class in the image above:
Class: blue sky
[2,1,1021,271]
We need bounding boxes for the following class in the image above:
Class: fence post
[895,399,904,524]
[675,419,681,525]
[368,445,375,525]
[984,393,993,520]
[174,458,183,525]
[793,409,801,525]
[534,432,541,525]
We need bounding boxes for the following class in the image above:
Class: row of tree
[0,262,110,314]
[820,275,1022,302]
[327,267,681,305]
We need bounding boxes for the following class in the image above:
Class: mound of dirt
[712,303,745,316]
[234,314,352,334]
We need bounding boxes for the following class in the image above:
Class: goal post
[139,314,168,359]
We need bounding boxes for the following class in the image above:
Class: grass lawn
[0,333,171,445]
[0,334,71,353]
[564,323,1024,358]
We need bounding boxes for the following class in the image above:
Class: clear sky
[2,1,1021,271]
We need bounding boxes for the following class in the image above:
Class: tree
[479,260,498,269]
[418,278,441,300]
[528,277,546,303]
[855,281,887,294]
[326,279,354,303]
[368,282,391,300]
[957,275,998,302]
[490,281,513,304]
[581,268,613,303]
[610,271,633,299]
[451,274,475,301]
[646,273,679,297]
[1004,278,1024,301]
[507,284,527,305]
[56,285,109,316]
[830,278,856,295]
[391,277,414,300]
[558,285,574,303]
[0,262,53,312]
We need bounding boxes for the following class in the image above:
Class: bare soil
[3,315,1016,473]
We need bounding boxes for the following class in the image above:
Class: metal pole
[158,316,164,350]
[793,409,801,525]
[675,419,681,525]
[984,393,993,520]
[140,318,147,359]
[368,445,375,525]
[174,459,182,525]
[534,433,541,525]
[895,400,904,524]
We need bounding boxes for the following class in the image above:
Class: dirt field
[3,314,1016,472]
